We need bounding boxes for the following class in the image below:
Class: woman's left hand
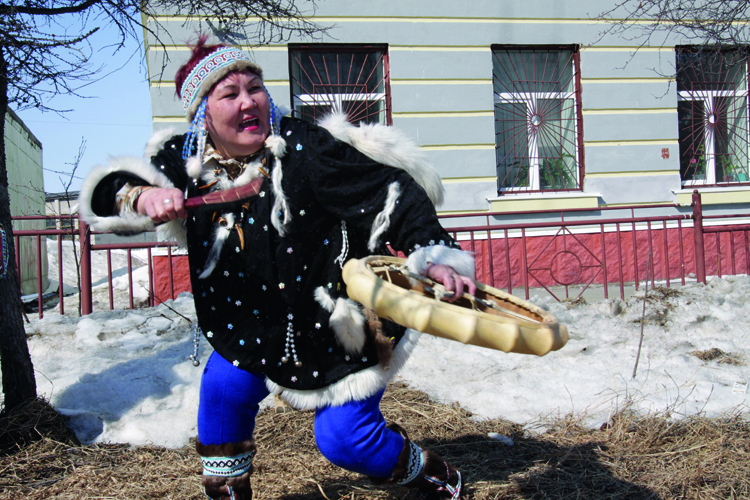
[425,264,476,302]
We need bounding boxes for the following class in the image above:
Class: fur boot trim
[406,245,475,280]
[187,155,204,179]
[144,128,175,158]
[79,156,174,234]
[314,287,366,355]
[265,328,421,410]
[199,213,235,279]
[197,439,256,500]
[318,111,445,207]
[368,181,401,252]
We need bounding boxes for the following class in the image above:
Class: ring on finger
[163,199,173,205]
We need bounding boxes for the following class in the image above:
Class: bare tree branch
[596,1,750,48]
[594,1,750,75]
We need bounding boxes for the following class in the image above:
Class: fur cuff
[318,111,445,207]
[406,245,475,279]
[265,328,421,410]
[79,156,174,234]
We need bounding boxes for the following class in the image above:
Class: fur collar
[317,111,445,207]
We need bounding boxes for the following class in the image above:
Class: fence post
[691,190,706,284]
[79,218,93,315]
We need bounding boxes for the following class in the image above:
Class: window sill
[486,192,601,212]
[673,186,750,205]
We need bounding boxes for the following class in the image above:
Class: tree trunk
[0,49,37,412]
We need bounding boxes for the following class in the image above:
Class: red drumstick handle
[184,176,265,210]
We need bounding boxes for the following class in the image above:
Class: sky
[14,25,156,195]
[16,240,750,448]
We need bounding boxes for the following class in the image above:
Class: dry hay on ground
[689,347,746,366]
[1,384,749,499]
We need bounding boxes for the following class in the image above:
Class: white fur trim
[144,128,175,158]
[201,160,233,191]
[314,286,336,312]
[314,287,365,353]
[186,155,204,179]
[265,134,287,157]
[232,163,263,188]
[318,111,445,207]
[199,213,235,279]
[270,155,291,236]
[329,298,366,355]
[265,328,421,410]
[406,245,475,279]
[79,156,175,234]
[368,182,401,252]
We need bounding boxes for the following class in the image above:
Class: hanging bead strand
[188,323,202,367]
[282,313,301,367]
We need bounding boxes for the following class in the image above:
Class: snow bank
[24,276,750,448]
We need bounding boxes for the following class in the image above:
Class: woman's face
[205,70,270,159]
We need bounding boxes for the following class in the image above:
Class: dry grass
[689,348,746,366]
[1,384,749,499]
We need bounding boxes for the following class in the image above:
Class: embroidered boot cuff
[396,441,425,485]
[201,449,255,477]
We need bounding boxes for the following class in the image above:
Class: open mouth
[239,117,260,129]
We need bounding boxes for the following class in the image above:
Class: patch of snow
[18,276,750,448]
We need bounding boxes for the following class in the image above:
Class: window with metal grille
[677,48,750,186]
[492,45,583,194]
[288,44,391,126]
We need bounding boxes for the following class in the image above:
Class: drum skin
[342,256,569,356]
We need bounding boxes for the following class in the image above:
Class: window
[492,45,583,193]
[288,44,391,125]
[677,48,750,186]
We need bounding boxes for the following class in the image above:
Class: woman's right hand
[136,187,187,222]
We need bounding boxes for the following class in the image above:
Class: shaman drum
[342,256,568,356]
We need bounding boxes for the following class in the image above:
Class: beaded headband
[180,46,263,121]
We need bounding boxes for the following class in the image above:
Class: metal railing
[11,215,180,318]
[438,191,749,300]
[9,191,750,317]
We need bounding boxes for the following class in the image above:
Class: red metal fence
[9,191,750,318]
[11,216,180,318]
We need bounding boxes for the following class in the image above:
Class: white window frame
[494,89,580,191]
[678,87,750,186]
[288,44,391,125]
[492,46,583,194]
[292,92,387,116]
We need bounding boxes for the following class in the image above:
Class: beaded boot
[196,439,256,500]
[373,424,464,499]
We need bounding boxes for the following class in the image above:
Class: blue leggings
[197,352,404,477]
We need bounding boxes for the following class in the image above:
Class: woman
[80,36,475,500]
